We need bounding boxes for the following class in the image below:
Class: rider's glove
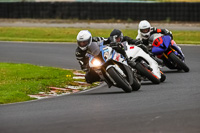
[110,42,126,57]
[109,42,117,47]
[117,42,124,49]
[110,42,124,49]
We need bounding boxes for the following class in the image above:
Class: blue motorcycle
[149,34,189,72]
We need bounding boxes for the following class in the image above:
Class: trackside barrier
[0,2,199,21]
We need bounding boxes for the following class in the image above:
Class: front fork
[93,67,113,88]
[163,47,176,59]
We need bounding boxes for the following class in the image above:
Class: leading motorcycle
[88,41,141,93]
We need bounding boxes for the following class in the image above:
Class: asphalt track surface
[0,42,200,133]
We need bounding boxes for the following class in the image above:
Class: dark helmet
[109,29,123,43]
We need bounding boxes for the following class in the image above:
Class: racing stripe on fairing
[146,69,159,79]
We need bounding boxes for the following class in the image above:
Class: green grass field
[0,63,76,104]
[0,27,199,44]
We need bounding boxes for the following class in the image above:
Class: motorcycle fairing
[151,35,185,61]
[125,42,161,79]
[152,35,171,55]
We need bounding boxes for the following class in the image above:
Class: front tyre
[168,52,190,72]
[107,67,132,93]
[135,62,160,84]
[131,77,141,91]
[160,71,166,82]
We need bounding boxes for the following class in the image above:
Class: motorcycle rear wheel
[107,67,132,93]
[168,52,190,72]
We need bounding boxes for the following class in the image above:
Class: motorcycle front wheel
[168,52,190,72]
[160,71,166,82]
[135,62,160,84]
[131,77,141,91]
[107,67,132,93]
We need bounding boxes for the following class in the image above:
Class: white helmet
[138,20,151,39]
[77,30,92,51]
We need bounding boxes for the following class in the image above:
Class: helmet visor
[110,35,121,43]
[78,41,88,47]
[140,28,150,33]
[78,39,89,48]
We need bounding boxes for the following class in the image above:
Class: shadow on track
[79,89,143,96]
[141,82,160,85]
[81,91,126,95]
[161,70,187,74]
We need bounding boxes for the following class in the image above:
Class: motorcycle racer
[103,29,140,68]
[75,30,101,83]
[136,20,173,51]
[135,20,173,65]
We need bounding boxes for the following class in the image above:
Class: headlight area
[91,58,102,67]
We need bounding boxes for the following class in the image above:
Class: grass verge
[0,27,199,44]
[0,63,85,104]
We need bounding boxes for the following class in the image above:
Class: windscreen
[88,42,100,56]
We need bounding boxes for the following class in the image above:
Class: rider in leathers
[136,20,173,51]
[136,20,173,64]
[75,30,101,83]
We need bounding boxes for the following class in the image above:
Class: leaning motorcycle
[88,41,141,93]
[149,34,189,72]
[122,41,166,84]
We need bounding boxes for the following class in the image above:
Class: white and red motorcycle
[122,41,166,84]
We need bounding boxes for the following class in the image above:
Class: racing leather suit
[75,41,102,83]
